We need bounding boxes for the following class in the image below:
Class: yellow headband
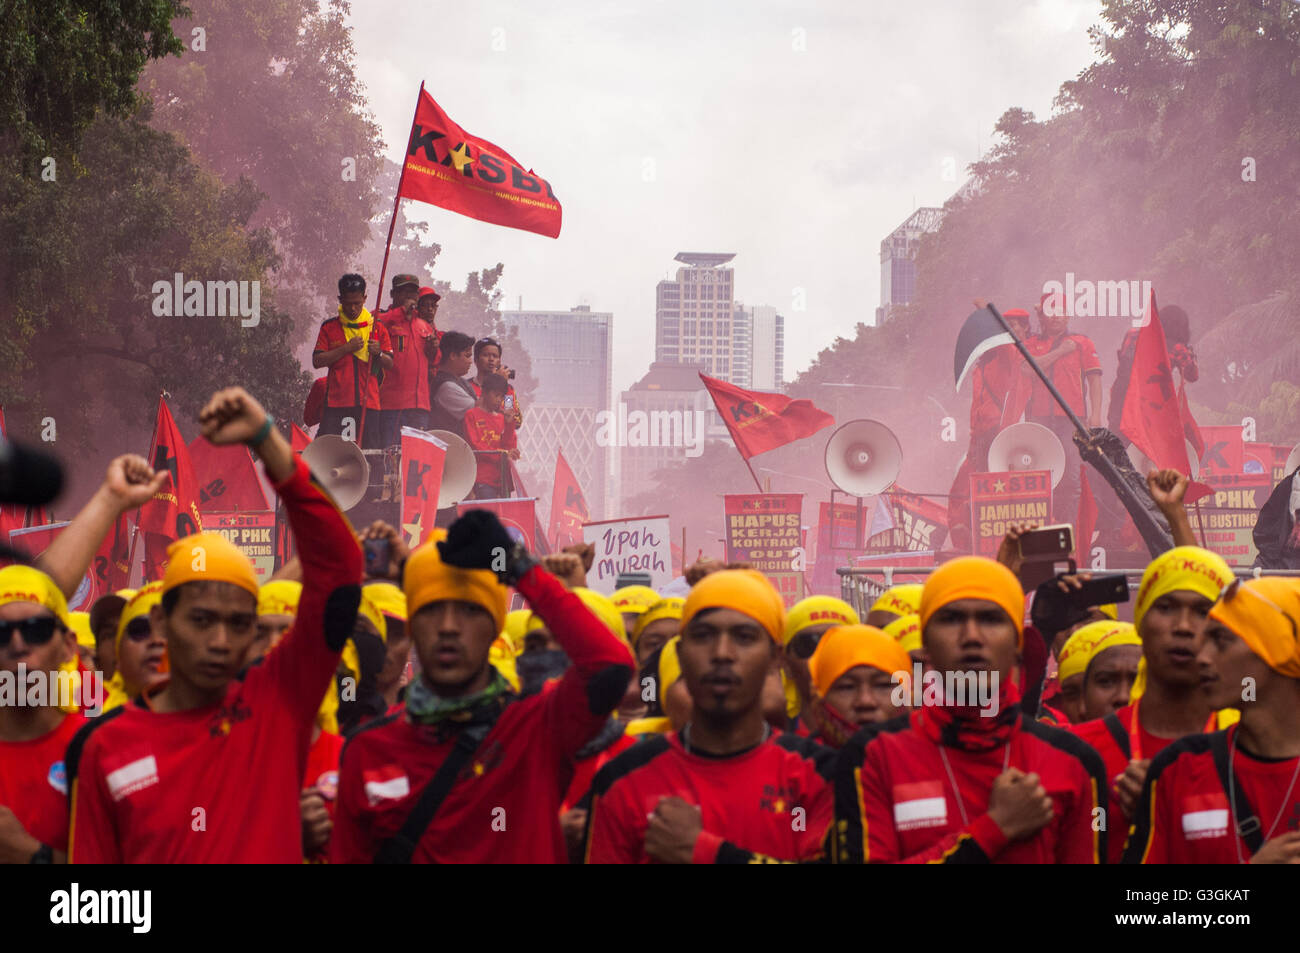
[682,569,785,643]
[632,597,685,646]
[502,608,532,655]
[257,580,301,618]
[0,565,71,629]
[611,585,660,615]
[658,636,682,696]
[1134,546,1233,634]
[1058,620,1131,683]
[162,532,259,600]
[1084,624,1142,679]
[357,592,388,642]
[808,625,911,698]
[364,582,407,623]
[115,582,164,653]
[68,612,95,651]
[920,556,1024,647]
[884,613,922,654]
[782,595,860,646]
[403,538,508,634]
[572,587,630,649]
[1209,578,1300,679]
[869,584,923,619]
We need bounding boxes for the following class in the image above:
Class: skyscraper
[500,306,612,522]
[730,303,785,391]
[654,252,736,380]
[877,207,943,323]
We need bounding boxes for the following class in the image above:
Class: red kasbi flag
[401,429,446,548]
[699,373,835,460]
[548,448,589,549]
[399,85,561,238]
[1118,294,1213,504]
[188,437,270,513]
[137,397,203,540]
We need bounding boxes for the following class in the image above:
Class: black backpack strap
[374,722,493,864]
[1208,730,1264,856]
[1102,713,1131,761]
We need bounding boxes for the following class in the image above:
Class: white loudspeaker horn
[824,419,902,497]
[301,435,369,511]
[429,430,478,508]
[1285,442,1300,478]
[988,422,1067,488]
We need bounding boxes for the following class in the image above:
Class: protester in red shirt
[583,569,836,864]
[67,387,363,863]
[417,286,443,375]
[1125,576,1300,863]
[0,567,85,864]
[836,556,1108,863]
[1025,291,1102,526]
[312,273,393,448]
[470,337,524,431]
[330,510,634,864]
[375,274,438,448]
[464,373,519,499]
[1070,545,1233,861]
[779,595,860,737]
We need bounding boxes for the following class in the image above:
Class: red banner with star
[138,397,203,541]
[700,373,834,460]
[401,428,446,548]
[547,448,589,549]
[398,86,561,238]
[969,470,1052,559]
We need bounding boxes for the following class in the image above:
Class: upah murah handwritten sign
[582,515,672,595]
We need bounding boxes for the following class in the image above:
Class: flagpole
[374,80,426,314]
[742,455,764,493]
[125,392,164,585]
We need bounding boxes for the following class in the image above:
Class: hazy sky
[347,0,1106,397]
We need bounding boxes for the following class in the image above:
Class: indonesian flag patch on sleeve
[892,781,949,831]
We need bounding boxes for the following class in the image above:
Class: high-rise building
[654,252,736,380]
[731,303,752,387]
[876,207,943,323]
[499,306,612,522]
[730,303,785,391]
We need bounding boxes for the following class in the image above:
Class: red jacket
[837,710,1108,863]
[583,730,836,864]
[1124,726,1300,863]
[330,565,634,864]
[66,455,362,863]
[313,317,392,410]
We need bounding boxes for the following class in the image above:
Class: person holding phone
[470,337,524,430]
[375,274,437,447]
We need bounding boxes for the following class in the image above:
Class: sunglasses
[0,616,60,649]
[787,631,824,660]
[1221,579,1299,640]
[123,617,154,643]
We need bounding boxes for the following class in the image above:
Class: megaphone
[1286,442,1300,479]
[301,435,369,511]
[988,422,1067,488]
[429,430,477,508]
[824,419,902,497]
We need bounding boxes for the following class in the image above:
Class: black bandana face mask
[515,649,570,696]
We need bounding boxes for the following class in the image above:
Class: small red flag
[400,429,446,548]
[699,373,835,460]
[1077,466,1097,564]
[137,397,203,541]
[548,448,589,549]
[1118,294,1213,504]
[188,437,270,513]
[398,86,561,238]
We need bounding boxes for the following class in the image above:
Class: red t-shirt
[840,712,1107,863]
[464,408,517,489]
[376,309,434,411]
[0,712,85,852]
[312,317,392,410]
[303,729,344,863]
[562,732,637,814]
[584,731,835,863]
[66,456,363,863]
[1026,333,1101,418]
[1125,727,1300,863]
[970,344,1019,433]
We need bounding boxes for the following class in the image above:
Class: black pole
[983,302,1090,441]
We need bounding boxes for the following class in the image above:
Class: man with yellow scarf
[1125,577,1300,863]
[312,273,393,447]
[1070,546,1234,859]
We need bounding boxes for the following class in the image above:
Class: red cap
[1038,291,1069,318]
[1002,308,1029,319]
[418,286,441,302]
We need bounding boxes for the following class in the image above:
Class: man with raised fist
[330,509,634,863]
[67,388,363,863]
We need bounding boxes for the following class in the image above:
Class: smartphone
[615,572,653,590]
[1064,573,1130,609]
[363,538,391,577]
[1018,524,1075,561]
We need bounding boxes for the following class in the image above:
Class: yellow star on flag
[403,511,424,548]
[993,479,1007,493]
[448,143,474,173]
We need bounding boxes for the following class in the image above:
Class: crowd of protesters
[0,381,1298,864]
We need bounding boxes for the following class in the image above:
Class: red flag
[290,422,312,455]
[699,373,835,460]
[137,397,203,541]
[188,437,270,513]
[548,449,589,549]
[1118,293,1213,504]
[91,512,133,594]
[398,85,561,238]
[457,498,541,551]
[401,429,446,548]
